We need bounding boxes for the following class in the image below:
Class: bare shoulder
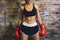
[20,4,24,11]
[34,4,39,10]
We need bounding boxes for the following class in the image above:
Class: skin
[18,0,43,40]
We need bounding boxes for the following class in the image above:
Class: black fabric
[19,24,39,36]
[22,4,37,17]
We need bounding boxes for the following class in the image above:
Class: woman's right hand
[14,26,20,39]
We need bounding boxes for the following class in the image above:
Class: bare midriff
[24,16,36,24]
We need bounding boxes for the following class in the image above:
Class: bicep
[36,5,41,19]
[36,5,43,24]
[19,6,23,21]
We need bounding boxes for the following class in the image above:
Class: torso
[25,16,36,24]
[21,4,37,24]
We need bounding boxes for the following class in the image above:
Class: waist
[22,21,38,27]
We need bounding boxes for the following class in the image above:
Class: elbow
[18,19,22,25]
[37,18,40,22]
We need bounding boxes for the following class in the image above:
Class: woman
[18,0,46,40]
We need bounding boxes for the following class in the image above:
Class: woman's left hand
[39,24,46,37]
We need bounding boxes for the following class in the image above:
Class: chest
[22,7,37,17]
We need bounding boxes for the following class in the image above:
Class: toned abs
[24,16,36,24]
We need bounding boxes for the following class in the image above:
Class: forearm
[18,19,22,26]
[37,17,43,25]
[37,18,46,37]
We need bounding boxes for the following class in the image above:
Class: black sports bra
[22,4,37,17]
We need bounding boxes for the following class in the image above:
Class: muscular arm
[35,4,43,25]
[18,5,24,26]
[35,4,46,37]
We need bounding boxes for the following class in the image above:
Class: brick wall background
[0,0,60,40]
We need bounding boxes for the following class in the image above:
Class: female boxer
[15,0,46,40]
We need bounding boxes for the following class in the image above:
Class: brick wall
[0,0,60,40]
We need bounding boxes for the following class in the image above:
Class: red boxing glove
[14,26,19,39]
[39,24,46,37]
